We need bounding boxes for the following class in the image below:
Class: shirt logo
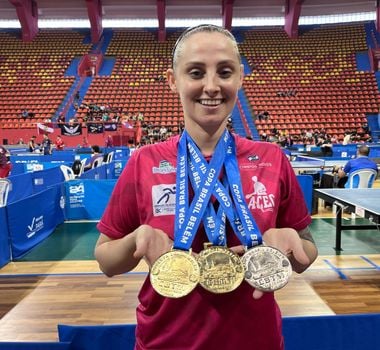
[152,184,176,216]
[245,176,275,213]
[248,154,259,161]
[152,160,176,174]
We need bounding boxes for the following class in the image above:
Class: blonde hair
[172,24,241,69]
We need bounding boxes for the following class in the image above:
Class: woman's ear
[166,68,177,93]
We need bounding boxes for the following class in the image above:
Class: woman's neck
[185,123,227,157]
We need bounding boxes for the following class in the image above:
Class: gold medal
[150,249,200,298]
[241,245,292,292]
[197,243,244,294]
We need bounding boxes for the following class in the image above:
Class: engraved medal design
[198,244,244,294]
[150,249,200,298]
[241,245,292,292]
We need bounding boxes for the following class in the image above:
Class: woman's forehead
[178,32,239,60]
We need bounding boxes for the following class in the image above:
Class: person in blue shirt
[337,145,378,188]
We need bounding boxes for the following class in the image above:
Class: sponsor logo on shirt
[152,184,176,216]
[240,161,273,170]
[152,160,176,174]
[245,176,275,212]
[248,154,259,161]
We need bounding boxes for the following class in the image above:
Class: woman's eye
[189,70,203,79]
[220,69,233,78]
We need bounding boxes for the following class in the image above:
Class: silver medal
[241,245,292,292]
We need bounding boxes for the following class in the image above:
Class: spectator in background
[84,145,103,170]
[41,134,52,155]
[21,109,29,120]
[342,130,351,145]
[336,145,378,187]
[28,136,36,152]
[127,139,136,155]
[105,135,114,148]
[57,113,65,125]
[82,137,90,148]
[320,137,333,157]
[0,145,12,178]
[74,91,80,103]
[55,136,65,151]
[362,122,369,134]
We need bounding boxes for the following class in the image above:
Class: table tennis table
[290,156,347,176]
[313,188,380,251]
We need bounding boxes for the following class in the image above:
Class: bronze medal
[198,244,244,294]
[150,249,200,298]
[241,245,292,292]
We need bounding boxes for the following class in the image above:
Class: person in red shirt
[95,25,318,350]
[0,145,11,178]
[55,136,65,151]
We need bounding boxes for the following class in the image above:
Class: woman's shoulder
[133,135,179,159]
[234,134,283,155]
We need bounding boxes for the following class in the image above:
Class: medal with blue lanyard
[186,130,245,293]
[150,131,202,298]
[151,130,232,298]
[224,136,292,292]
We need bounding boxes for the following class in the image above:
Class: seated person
[335,145,378,188]
[84,145,103,170]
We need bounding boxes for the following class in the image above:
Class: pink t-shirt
[97,134,311,350]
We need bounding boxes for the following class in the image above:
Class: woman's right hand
[133,225,173,268]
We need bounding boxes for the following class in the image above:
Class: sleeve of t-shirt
[275,151,312,231]
[97,153,140,239]
[343,161,351,174]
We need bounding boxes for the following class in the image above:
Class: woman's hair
[172,24,241,69]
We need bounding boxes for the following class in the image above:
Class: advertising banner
[7,185,65,259]
[64,179,116,220]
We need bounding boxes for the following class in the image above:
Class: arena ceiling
[0,0,375,22]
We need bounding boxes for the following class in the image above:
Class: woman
[95,24,317,349]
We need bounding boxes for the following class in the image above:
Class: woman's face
[167,31,243,134]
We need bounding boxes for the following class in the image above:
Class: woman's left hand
[252,228,311,300]
[262,227,310,265]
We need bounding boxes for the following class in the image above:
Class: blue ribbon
[173,131,228,250]
[224,135,263,248]
[174,130,263,250]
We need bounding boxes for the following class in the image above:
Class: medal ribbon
[173,131,227,250]
[224,135,262,248]
[187,131,230,246]
[186,132,250,246]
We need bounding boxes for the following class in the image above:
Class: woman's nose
[203,74,220,95]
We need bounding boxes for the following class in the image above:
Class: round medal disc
[150,249,200,298]
[197,245,244,294]
[241,245,292,292]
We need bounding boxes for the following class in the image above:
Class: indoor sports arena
[0,1,379,349]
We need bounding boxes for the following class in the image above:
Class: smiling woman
[94,24,317,350]
[166,25,243,154]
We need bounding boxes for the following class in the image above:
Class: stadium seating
[0,23,379,142]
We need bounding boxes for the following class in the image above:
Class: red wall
[0,128,135,148]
